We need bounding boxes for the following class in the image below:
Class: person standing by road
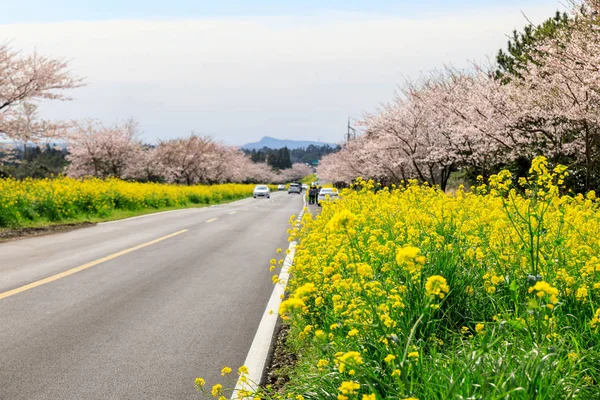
[309,186,318,204]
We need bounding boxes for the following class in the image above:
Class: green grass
[0,196,247,235]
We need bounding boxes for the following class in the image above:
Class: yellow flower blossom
[475,323,485,334]
[528,281,559,305]
[211,384,222,397]
[425,275,450,298]
[338,381,360,395]
[238,365,249,375]
[337,351,363,373]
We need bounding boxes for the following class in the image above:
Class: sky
[0,0,565,145]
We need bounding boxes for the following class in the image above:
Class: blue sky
[2,0,553,23]
[0,1,563,145]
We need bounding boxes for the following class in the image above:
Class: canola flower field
[0,177,271,228]
[197,157,599,400]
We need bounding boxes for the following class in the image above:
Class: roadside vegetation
[0,177,275,228]
[250,157,599,399]
[300,174,318,184]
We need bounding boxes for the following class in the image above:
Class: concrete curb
[230,197,306,399]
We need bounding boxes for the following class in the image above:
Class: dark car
[288,183,302,194]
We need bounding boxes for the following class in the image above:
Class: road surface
[0,191,304,400]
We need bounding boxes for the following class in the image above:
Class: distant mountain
[241,136,337,150]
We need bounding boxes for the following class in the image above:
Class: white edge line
[230,196,307,400]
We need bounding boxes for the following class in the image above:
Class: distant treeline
[0,144,68,179]
[244,144,340,169]
[0,142,340,182]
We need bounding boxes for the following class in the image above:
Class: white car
[302,184,309,190]
[253,185,270,198]
[277,184,286,191]
[317,188,338,206]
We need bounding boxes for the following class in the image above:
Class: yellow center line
[228,211,237,215]
[0,229,188,302]
[206,218,218,223]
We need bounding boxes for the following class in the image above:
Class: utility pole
[346,117,357,143]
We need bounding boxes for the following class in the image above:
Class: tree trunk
[584,122,591,192]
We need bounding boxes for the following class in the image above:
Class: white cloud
[0,3,563,144]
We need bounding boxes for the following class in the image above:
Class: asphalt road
[0,191,304,400]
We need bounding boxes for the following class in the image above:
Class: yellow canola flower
[347,329,359,337]
[338,381,360,395]
[279,298,305,316]
[337,351,363,373]
[425,275,450,298]
[591,308,600,329]
[326,209,357,232]
[294,283,316,298]
[317,359,329,370]
[528,281,559,305]
[0,177,268,229]
[221,366,232,376]
[252,159,600,399]
[475,323,485,334]
[396,246,421,264]
[211,384,223,397]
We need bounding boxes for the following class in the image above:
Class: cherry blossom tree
[317,136,382,184]
[0,44,82,143]
[508,0,600,190]
[323,0,600,192]
[155,135,219,185]
[126,145,163,182]
[66,119,142,179]
[244,161,277,183]
[279,163,313,182]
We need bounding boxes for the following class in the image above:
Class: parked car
[317,188,338,206]
[253,185,270,198]
[277,184,286,191]
[288,183,302,194]
[302,184,309,190]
